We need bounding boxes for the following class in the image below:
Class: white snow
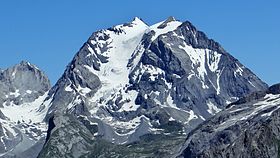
[9,89,20,97]
[2,123,17,136]
[106,115,148,135]
[187,71,195,80]
[84,65,96,74]
[261,106,280,117]
[1,92,49,123]
[216,67,224,95]
[85,17,186,119]
[77,85,91,95]
[118,90,140,112]
[0,92,49,154]
[169,117,175,121]
[206,51,221,72]
[142,64,165,81]
[65,85,73,92]
[248,80,256,88]
[207,100,222,115]
[243,94,280,119]
[86,17,148,110]
[179,43,222,91]
[150,20,182,41]
[26,90,32,94]
[187,110,198,122]
[234,63,244,77]
[164,93,198,123]
[67,96,82,110]
[128,43,146,70]
[166,93,179,110]
[179,44,222,79]
[179,44,206,78]
[12,69,17,79]
[218,94,280,131]
[69,17,228,139]
[199,115,206,121]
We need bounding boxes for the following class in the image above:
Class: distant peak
[157,16,179,29]
[117,17,147,29]
[132,17,142,22]
[165,16,177,23]
[18,60,33,67]
[130,17,146,25]
[17,60,39,70]
[19,60,30,65]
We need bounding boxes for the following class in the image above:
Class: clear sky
[0,0,279,85]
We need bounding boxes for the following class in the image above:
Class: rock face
[38,17,267,157]
[0,61,51,157]
[177,83,280,158]
[0,61,50,106]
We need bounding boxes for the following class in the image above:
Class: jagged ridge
[38,16,267,158]
[177,83,280,158]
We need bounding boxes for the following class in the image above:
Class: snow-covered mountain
[177,83,280,158]
[37,17,267,157]
[0,61,50,157]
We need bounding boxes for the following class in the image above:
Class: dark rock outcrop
[178,83,280,158]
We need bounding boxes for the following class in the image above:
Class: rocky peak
[131,17,146,25]
[0,61,50,157]
[39,17,268,157]
[174,21,225,54]
[107,17,148,35]
[157,16,178,29]
[0,61,50,106]
[19,60,34,66]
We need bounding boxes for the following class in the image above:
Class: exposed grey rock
[0,110,7,120]
[268,83,280,94]
[0,61,50,107]
[0,61,50,158]
[177,83,280,158]
[39,17,268,157]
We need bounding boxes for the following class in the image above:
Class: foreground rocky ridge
[37,17,267,157]
[178,83,280,158]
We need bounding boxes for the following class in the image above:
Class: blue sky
[0,0,279,85]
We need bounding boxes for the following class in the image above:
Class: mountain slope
[38,17,268,157]
[177,83,280,158]
[0,61,50,157]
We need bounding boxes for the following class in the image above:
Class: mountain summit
[0,61,50,157]
[35,17,267,157]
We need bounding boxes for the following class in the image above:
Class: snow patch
[67,96,82,110]
[86,18,148,114]
[10,90,20,97]
[118,90,140,112]
[65,85,73,92]
[179,44,207,81]
[187,110,198,122]
[207,101,222,115]
[234,63,243,77]
[26,90,32,94]
[150,20,182,41]
[1,92,49,123]
[206,51,221,72]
